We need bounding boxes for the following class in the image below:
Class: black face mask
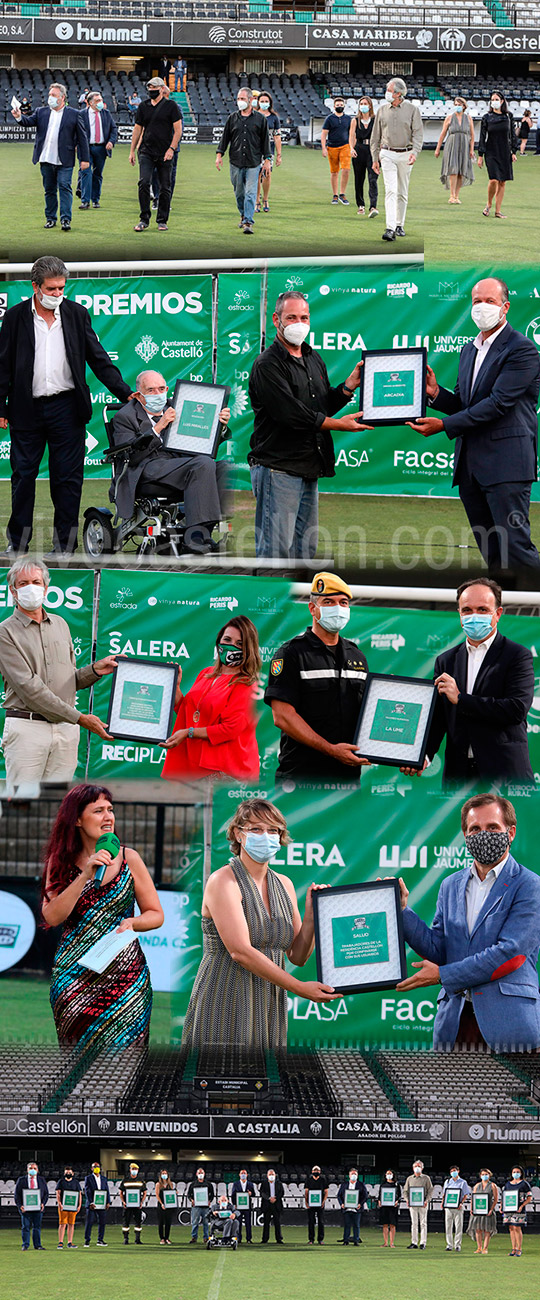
[334,105,345,114]
[149,90,160,100]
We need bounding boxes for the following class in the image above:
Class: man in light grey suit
[111,370,230,554]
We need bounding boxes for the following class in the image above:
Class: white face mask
[359,104,370,115]
[471,301,504,332]
[491,98,502,109]
[385,90,396,103]
[413,1166,422,1175]
[48,94,61,110]
[259,101,270,112]
[282,321,310,347]
[16,583,45,611]
[38,287,64,311]
[237,96,250,110]
[197,1173,204,1181]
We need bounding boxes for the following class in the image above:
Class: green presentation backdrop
[3,264,538,495]
[89,568,540,786]
[1,276,214,476]
[0,568,95,780]
[210,782,540,1049]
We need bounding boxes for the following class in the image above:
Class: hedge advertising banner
[0,276,214,478]
[0,567,95,782]
[211,782,540,1050]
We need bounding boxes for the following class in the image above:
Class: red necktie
[95,110,101,144]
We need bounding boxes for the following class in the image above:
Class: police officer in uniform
[264,571,369,782]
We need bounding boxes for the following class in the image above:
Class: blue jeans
[250,464,319,558]
[85,1207,107,1243]
[190,1206,209,1240]
[21,1210,43,1249]
[343,1209,362,1243]
[40,162,73,223]
[229,163,259,224]
[81,143,108,205]
[174,71,185,91]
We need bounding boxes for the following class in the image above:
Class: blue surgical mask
[481,1174,489,1183]
[451,1171,459,1179]
[243,831,280,863]
[318,605,350,633]
[95,100,104,111]
[144,392,167,413]
[461,613,494,642]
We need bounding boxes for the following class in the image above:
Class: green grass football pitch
[0,141,538,262]
[0,976,172,1046]
[2,479,538,579]
[2,1225,540,1300]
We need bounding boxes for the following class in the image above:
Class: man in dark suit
[79,91,117,210]
[260,1170,284,1243]
[0,255,132,556]
[14,1161,49,1251]
[230,1169,256,1244]
[84,1161,111,1247]
[12,82,90,231]
[408,276,540,576]
[111,369,230,554]
[422,577,534,785]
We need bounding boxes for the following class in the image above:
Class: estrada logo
[285,275,304,290]
[526,317,540,347]
[371,632,405,652]
[111,587,137,610]
[415,28,433,46]
[440,27,466,51]
[228,289,255,313]
[55,20,74,38]
[387,282,418,299]
[210,595,239,612]
[135,335,159,363]
[208,24,227,42]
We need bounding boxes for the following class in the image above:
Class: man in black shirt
[119,1163,147,1245]
[130,76,182,232]
[304,1165,329,1244]
[216,86,271,235]
[265,570,370,782]
[249,290,370,558]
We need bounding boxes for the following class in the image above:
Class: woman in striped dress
[180,798,339,1051]
[42,785,163,1054]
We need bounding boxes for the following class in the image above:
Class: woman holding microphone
[180,797,339,1051]
[42,785,163,1053]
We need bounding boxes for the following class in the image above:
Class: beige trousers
[2,717,79,793]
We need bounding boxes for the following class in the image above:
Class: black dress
[479,111,518,181]
[379,1179,401,1226]
[352,115,378,210]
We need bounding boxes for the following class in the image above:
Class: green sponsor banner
[0,276,214,478]
[91,576,540,786]
[0,568,95,781]
[215,272,263,477]
[210,778,540,1049]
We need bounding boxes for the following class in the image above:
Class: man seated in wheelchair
[207,1194,240,1248]
[110,369,231,556]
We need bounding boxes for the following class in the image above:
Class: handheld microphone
[94,832,121,886]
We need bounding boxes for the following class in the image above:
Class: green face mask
[217,643,243,667]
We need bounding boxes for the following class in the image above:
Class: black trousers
[157,1208,172,1239]
[457,459,540,574]
[139,153,172,224]
[8,391,85,551]
[307,1207,325,1243]
[85,1208,107,1243]
[261,1205,283,1242]
[122,1208,142,1232]
[237,1208,252,1241]
[352,146,378,209]
[138,454,230,531]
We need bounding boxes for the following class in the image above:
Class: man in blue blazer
[409,276,540,575]
[79,92,117,210]
[14,1161,49,1251]
[12,82,90,231]
[396,793,540,1050]
[84,1161,111,1246]
[230,1169,256,1243]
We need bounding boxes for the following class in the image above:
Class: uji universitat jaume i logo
[135,335,159,363]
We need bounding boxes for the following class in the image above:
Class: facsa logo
[208,24,227,42]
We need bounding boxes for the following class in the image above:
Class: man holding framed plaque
[265,571,370,781]
[403,1160,433,1250]
[260,1169,285,1244]
[359,347,426,427]
[187,1168,215,1244]
[304,1165,329,1245]
[230,1169,256,1244]
[119,1163,147,1246]
[56,1165,82,1249]
[111,369,230,555]
[84,1161,111,1247]
[14,1161,49,1251]
[442,1165,470,1252]
[337,1168,368,1246]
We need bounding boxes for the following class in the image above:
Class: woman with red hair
[42,785,163,1053]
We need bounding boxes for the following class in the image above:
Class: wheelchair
[82,404,227,559]
[206,1213,239,1250]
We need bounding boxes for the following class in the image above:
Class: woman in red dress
[161,615,261,782]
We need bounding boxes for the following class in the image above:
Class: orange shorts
[58,1209,78,1225]
[327,144,351,173]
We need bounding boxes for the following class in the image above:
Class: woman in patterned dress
[42,785,163,1054]
[467,1168,499,1254]
[181,799,339,1051]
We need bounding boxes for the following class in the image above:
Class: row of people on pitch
[0,561,534,796]
[15,1160,111,1250]
[322,80,520,232]
[398,1160,532,1256]
[0,257,229,558]
[249,280,540,577]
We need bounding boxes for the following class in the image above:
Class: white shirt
[465,629,497,756]
[39,106,64,165]
[471,319,508,389]
[465,854,508,934]
[31,296,75,398]
[88,109,103,145]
